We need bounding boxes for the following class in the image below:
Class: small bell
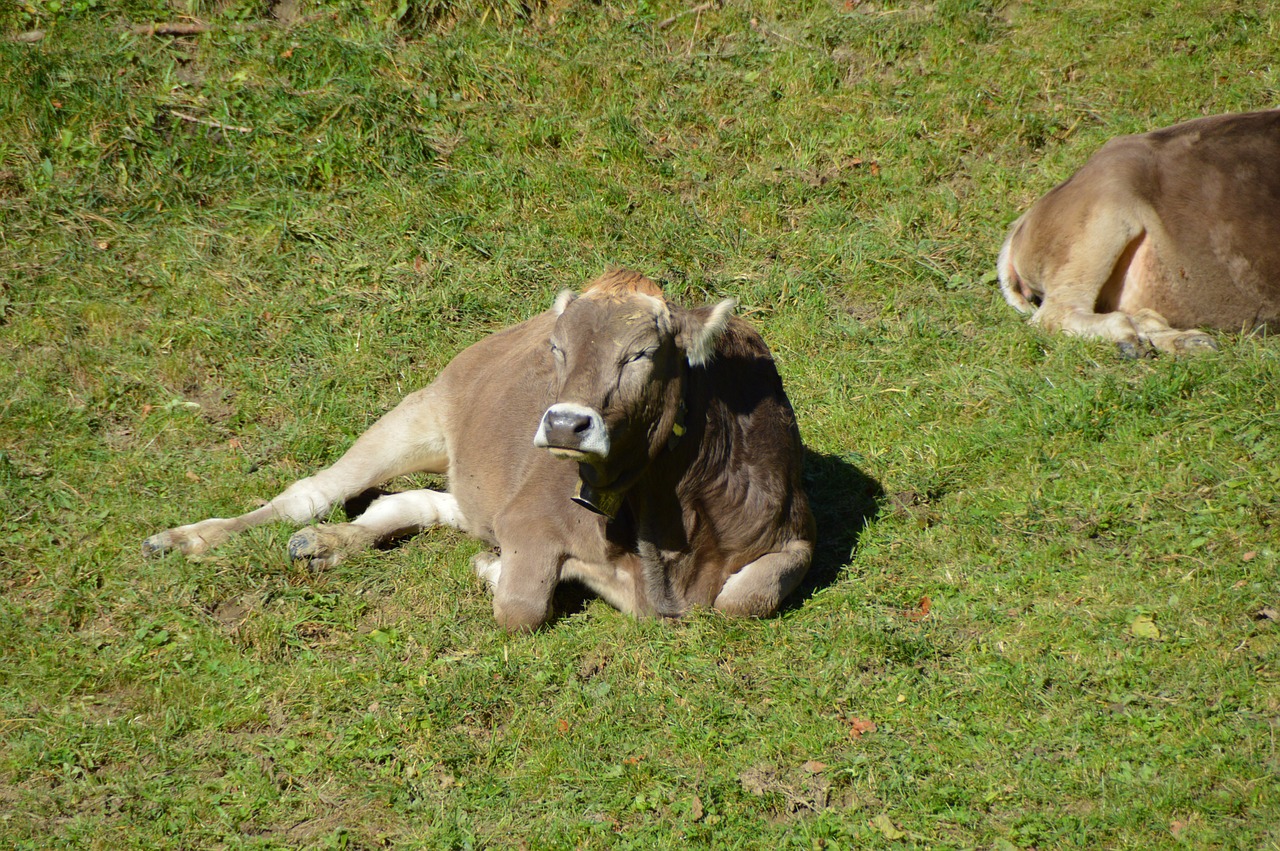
[573,478,624,518]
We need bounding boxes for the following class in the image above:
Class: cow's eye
[624,348,655,365]
[549,342,564,360]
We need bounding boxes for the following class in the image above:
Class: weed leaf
[1130,614,1162,640]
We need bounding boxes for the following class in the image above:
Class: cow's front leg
[489,544,561,632]
[143,385,450,558]
[287,489,466,569]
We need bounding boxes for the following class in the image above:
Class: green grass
[2,0,1278,847]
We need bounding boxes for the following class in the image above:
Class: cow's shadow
[783,449,884,611]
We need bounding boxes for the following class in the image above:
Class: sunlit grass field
[2,0,1277,846]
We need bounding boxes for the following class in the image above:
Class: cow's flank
[997,110,1280,356]
[143,269,815,631]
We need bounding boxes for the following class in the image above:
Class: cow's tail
[997,215,1036,314]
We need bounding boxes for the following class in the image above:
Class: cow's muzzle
[533,403,611,461]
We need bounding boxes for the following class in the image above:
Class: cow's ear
[552,290,577,316]
[680,298,736,366]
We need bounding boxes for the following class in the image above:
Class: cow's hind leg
[288,489,466,569]
[1129,309,1218,355]
[1010,198,1160,356]
[1034,303,1154,358]
[143,386,451,558]
[713,540,813,618]
[1036,304,1218,357]
[1024,221,1219,356]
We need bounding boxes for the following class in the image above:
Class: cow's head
[533,270,734,516]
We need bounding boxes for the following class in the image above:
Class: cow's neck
[571,398,688,519]
[624,397,700,618]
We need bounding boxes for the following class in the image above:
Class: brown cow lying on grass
[997,110,1280,356]
[144,269,816,630]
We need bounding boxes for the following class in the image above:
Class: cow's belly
[1117,231,1280,330]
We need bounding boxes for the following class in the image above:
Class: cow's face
[533,288,733,511]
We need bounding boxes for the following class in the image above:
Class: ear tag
[667,400,688,451]
[573,479,623,519]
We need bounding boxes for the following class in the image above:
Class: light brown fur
[998,110,1280,356]
[144,270,815,630]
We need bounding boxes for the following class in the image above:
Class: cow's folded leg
[288,489,465,569]
[1032,301,1162,357]
[1130,309,1219,354]
[1032,301,1219,356]
[713,540,813,618]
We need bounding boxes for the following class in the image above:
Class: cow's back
[1134,110,1280,328]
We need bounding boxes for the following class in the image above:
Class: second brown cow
[998,110,1280,356]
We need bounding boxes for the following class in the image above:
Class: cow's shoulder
[694,315,798,459]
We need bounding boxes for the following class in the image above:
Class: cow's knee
[493,593,552,632]
[713,545,811,618]
[491,552,556,631]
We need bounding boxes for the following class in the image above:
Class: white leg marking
[473,553,502,590]
[351,489,465,538]
[286,489,466,568]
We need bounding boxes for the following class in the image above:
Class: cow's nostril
[548,410,591,435]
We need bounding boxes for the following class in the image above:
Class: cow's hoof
[1116,340,1152,360]
[1175,333,1219,354]
[142,529,214,557]
[142,532,174,558]
[288,524,374,569]
[288,527,345,569]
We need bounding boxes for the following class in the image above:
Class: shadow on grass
[783,449,884,612]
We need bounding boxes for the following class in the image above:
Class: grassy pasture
[2,0,1278,847]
